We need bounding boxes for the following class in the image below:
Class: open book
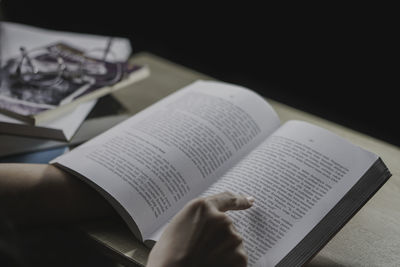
[52,80,391,267]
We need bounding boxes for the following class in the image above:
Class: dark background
[1,2,398,146]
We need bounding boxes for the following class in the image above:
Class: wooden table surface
[82,52,400,267]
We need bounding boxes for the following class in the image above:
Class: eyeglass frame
[8,38,122,89]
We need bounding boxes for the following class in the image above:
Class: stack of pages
[0,22,149,158]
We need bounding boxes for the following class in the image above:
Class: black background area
[1,2,398,146]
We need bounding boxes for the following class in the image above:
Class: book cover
[0,42,149,124]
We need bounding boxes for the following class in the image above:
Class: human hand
[146,191,254,267]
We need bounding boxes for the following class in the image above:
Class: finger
[227,247,248,267]
[207,223,245,258]
[206,191,255,212]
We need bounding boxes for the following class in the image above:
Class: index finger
[206,191,255,212]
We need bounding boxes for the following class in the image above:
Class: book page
[201,120,377,267]
[52,80,280,240]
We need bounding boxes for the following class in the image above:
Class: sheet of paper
[53,80,281,240]
[201,120,377,267]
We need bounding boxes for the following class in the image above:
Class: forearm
[0,163,116,226]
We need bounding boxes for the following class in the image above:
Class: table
[81,52,400,267]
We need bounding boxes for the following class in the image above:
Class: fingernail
[246,196,255,205]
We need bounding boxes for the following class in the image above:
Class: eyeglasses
[9,39,123,89]
[15,46,66,88]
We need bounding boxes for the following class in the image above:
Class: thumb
[206,191,255,212]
